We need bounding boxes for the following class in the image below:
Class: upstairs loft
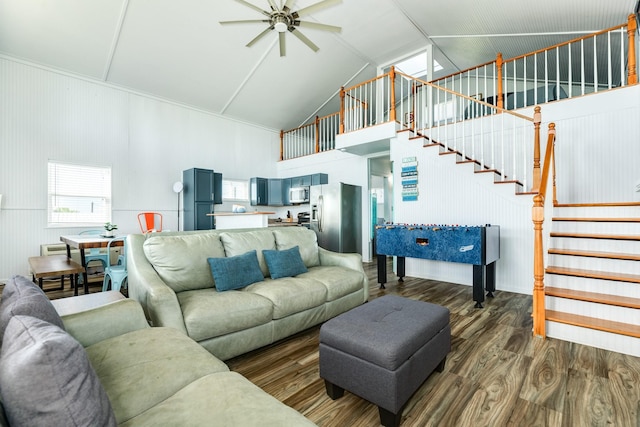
[279,13,639,177]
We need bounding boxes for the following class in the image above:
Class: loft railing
[340,71,396,133]
[280,112,339,160]
[430,14,638,108]
[280,15,637,163]
[532,123,557,338]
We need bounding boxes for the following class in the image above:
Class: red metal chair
[137,212,163,234]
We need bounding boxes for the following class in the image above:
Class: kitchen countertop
[268,221,304,227]
[208,211,275,216]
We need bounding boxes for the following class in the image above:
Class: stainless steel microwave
[289,186,309,203]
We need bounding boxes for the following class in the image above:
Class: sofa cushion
[208,250,264,291]
[263,246,308,279]
[177,289,273,342]
[85,327,229,425]
[272,228,320,267]
[0,315,116,427]
[0,275,65,344]
[301,266,366,301]
[244,277,327,319]
[220,230,276,277]
[143,233,225,292]
[118,372,316,427]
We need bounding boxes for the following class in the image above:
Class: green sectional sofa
[128,227,368,360]
[0,275,316,426]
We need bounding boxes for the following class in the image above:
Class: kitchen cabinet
[290,175,312,187]
[250,177,268,206]
[183,168,222,230]
[311,173,328,185]
[268,179,285,206]
[282,178,292,205]
[252,174,327,206]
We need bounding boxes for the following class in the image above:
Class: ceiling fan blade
[234,0,271,17]
[219,19,269,25]
[279,32,286,57]
[290,28,319,52]
[267,0,279,11]
[296,0,342,18]
[283,0,295,11]
[297,21,341,32]
[246,26,274,47]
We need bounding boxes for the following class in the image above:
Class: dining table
[59,234,124,295]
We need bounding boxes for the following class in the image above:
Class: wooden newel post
[549,123,558,206]
[339,86,345,134]
[532,106,542,192]
[628,14,637,85]
[389,66,396,122]
[279,130,284,161]
[532,193,546,338]
[496,53,504,109]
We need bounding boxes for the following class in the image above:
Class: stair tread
[550,232,640,241]
[548,248,640,261]
[546,309,640,337]
[545,287,640,309]
[546,266,640,283]
[552,217,640,222]
[546,310,640,338]
[555,202,640,208]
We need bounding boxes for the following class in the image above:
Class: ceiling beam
[102,0,130,81]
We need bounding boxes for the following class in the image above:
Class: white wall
[532,86,640,204]
[0,58,280,281]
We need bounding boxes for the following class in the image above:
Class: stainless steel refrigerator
[309,183,362,254]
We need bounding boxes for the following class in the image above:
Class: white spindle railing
[280,16,637,162]
[281,112,339,160]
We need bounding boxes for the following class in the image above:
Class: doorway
[368,156,393,258]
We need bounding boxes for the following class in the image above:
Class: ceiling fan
[220,0,342,57]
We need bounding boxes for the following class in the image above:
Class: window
[222,179,249,201]
[395,52,442,79]
[48,161,112,227]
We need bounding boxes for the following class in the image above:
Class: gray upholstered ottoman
[319,295,450,427]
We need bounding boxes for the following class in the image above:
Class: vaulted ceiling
[0,0,636,131]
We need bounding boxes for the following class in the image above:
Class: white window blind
[222,179,249,201]
[48,161,112,226]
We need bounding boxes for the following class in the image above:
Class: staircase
[408,132,535,197]
[544,203,640,357]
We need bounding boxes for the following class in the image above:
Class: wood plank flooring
[7,262,640,426]
[226,261,640,427]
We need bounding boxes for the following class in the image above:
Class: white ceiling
[0,0,636,131]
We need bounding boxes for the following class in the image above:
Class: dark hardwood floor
[226,262,640,427]
[9,262,640,426]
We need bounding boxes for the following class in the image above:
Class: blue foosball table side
[375,224,500,308]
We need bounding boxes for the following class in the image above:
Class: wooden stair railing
[532,123,557,338]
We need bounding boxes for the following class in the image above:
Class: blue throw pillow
[208,250,264,292]
[262,246,309,279]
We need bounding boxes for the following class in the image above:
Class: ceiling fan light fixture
[274,16,288,32]
[221,0,343,56]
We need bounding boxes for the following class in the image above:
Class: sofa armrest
[318,247,369,302]
[127,234,188,334]
[61,299,150,348]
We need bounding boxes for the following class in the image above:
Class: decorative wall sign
[401,156,418,201]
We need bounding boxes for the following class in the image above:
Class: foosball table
[375,224,500,308]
